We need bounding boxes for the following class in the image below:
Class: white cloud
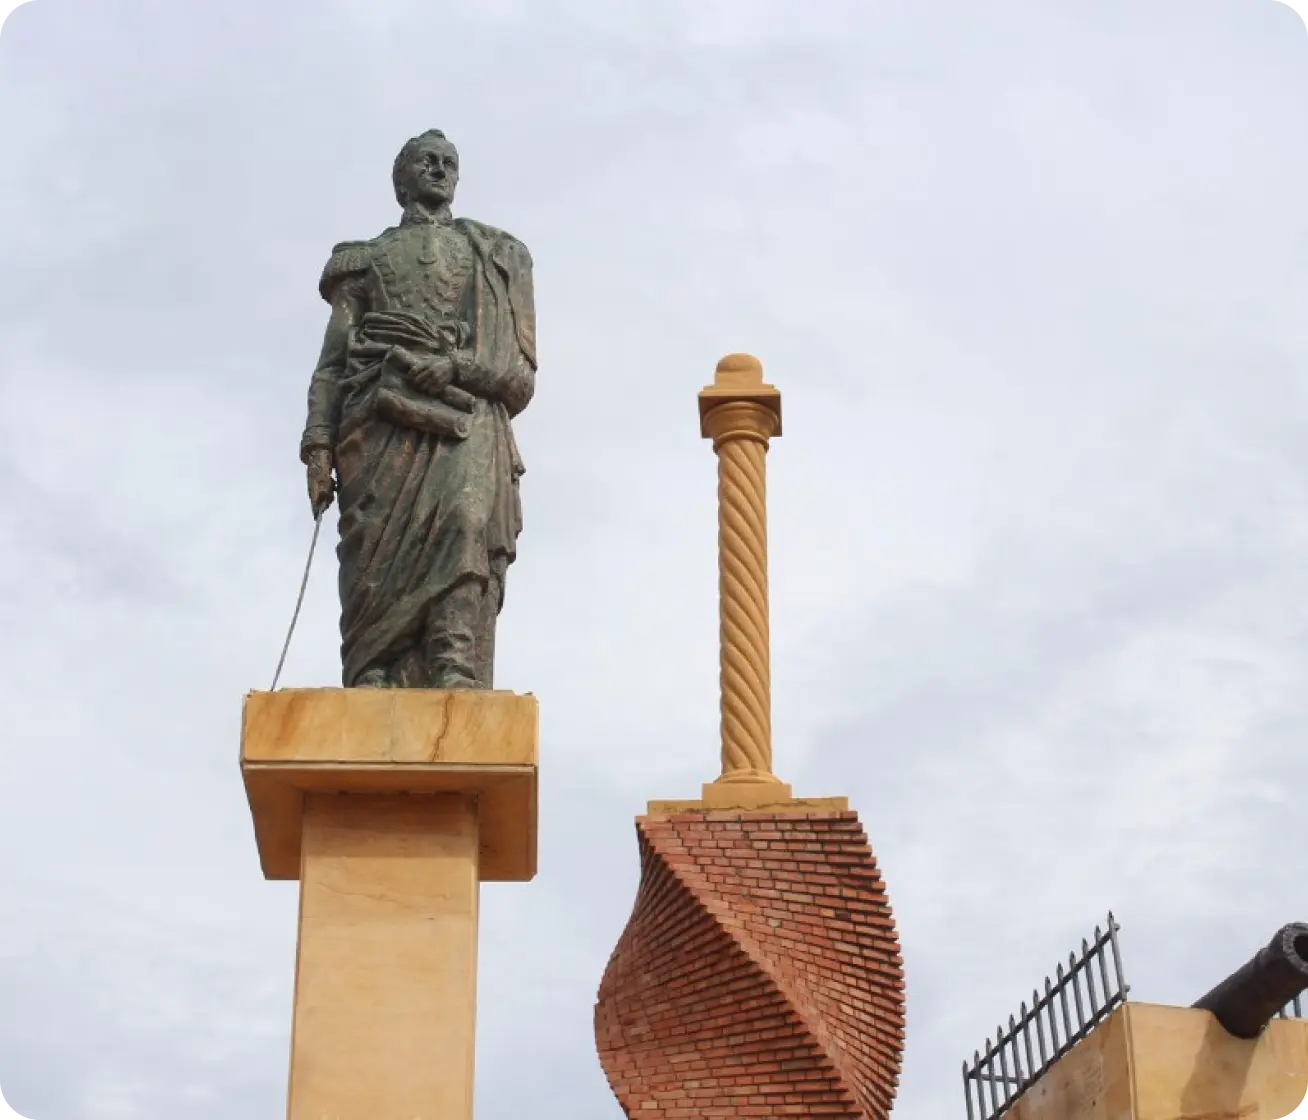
[2,1,1308,1117]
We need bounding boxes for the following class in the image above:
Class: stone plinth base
[646,772,849,815]
[594,809,905,1120]
[1010,1003,1308,1120]
[240,687,538,1120]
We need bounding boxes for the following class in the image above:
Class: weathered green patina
[301,130,536,689]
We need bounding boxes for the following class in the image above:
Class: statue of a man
[300,129,536,690]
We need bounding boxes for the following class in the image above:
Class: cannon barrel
[1192,923,1308,1039]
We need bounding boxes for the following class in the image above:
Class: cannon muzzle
[1192,923,1308,1039]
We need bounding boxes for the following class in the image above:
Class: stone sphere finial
[714,353,764,388]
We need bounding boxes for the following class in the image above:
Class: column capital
[698,353,782,440]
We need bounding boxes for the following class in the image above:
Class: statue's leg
[474,555,509,689]
[423,577,485,690]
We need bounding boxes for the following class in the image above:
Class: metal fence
[1277,993,1306,1020]
[961,914,1129,1120]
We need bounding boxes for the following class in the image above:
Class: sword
[270,507,324,691]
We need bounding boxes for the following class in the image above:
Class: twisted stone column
[699,354,783,786]
[593,351,907,1120]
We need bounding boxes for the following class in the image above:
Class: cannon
[1191,922,1308,1039]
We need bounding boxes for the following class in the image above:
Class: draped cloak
[301,217,537,686]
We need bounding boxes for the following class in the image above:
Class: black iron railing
[1277,993,1306,1020]
[961,913,1129,1120]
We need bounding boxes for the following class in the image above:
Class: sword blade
[270,508,323,691]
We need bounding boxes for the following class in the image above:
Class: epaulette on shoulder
[464,219,533,269]
[500,229,533,269]
[318,240,371,300]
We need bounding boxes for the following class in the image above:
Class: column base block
[647,775,847,816]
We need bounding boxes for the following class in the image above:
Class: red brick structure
[594,809,906,1119]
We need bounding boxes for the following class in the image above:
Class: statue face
[401,135,459,209]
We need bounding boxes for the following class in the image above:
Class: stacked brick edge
[595,810,906,1118]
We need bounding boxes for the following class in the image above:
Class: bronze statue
[301,129,536,689]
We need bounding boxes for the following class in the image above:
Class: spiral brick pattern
[595,810,906,1119]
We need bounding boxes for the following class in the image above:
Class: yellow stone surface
[1008,1002,1308,1120]
[646,777,848,816]
[697,352,783,436]
[287,792,480,1120]
[240,687,538,881]
[1008,1005,1133,1120]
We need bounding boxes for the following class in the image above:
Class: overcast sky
[2,0,1308,1116]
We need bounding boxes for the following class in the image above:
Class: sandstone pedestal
[1009,1003,1308,1120]
[241,688,538,1120]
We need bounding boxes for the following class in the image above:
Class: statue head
[392,129,459,213]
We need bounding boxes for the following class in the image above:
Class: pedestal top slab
[240,688,538,882]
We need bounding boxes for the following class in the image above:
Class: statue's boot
[425,578,485,690]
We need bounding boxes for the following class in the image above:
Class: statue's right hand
[306,449,335,516]
[409,355,455,395]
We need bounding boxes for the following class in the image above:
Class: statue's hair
[392,129,457,206]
